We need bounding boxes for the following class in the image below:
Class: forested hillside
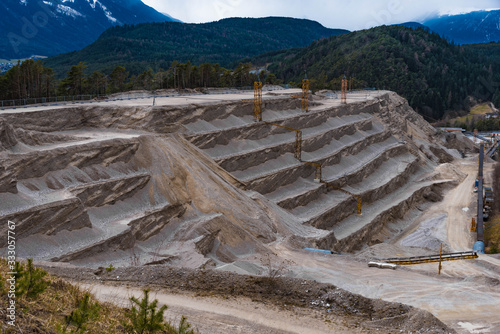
[5,23,500,122]
[465,42,500,66]
[0,60,269,101]
[43,17,349,76]
[257,25,500,120]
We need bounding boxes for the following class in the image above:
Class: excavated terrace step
[232,153,302,183]
[181,97,303,136]
[185,99,379,149]
[288,153,420,229]
[343,153,419,196]
[183,114,254,134]
[268,151,416,211]
[230,121,387,183]
[184,94,381,139]
[331,180,448,242]
[290,190,351,224]
[183,108,305,136]
[320,137,404,183]
[206,114,372,160]
[0,137,140,193]
[266,177,323,210]
[301,121,386,162]
[210,115,373,173]
[230,127,393,194]
[53,203,186,262]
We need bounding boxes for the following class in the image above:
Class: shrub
[122,289,168,334]
[165,316,196,334]
[60,292,100,333]
[16,258,48,298]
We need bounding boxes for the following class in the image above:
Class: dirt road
[78,283,348,334]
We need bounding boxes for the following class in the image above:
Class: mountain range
[43,17,349,75]
[3,1,500,63]
[0,0,176,59]
[423,10,500,45]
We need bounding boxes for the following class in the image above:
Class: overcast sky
[142,0,500,30]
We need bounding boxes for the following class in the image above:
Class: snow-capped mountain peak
[1,0,177,58]
[424,9,500,44]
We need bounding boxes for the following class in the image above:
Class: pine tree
[17,258,48,298]
[123,289,168,334]
[63,292,100,333]
[13,261,26,297]
[165,316,196,334]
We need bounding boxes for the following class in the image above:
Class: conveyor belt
[383,251,478,265]
[478,143,484,241]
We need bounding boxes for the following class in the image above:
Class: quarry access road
[0,89,302,114]
[79,283,335,334]
[76,283,377,334]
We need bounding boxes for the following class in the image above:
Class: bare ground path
[78,283,353,334]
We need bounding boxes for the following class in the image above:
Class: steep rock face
[69,174,151,207]
[0,108,85,132]
[0,198,91,247]
[0,138,140,193]
[0,118,18,150]
[52,203,187,262]
[374,92,437,140]
[15,128,85,146]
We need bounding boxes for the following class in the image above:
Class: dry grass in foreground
[0,258,195,333]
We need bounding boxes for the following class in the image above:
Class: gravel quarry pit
[1,88,497,333]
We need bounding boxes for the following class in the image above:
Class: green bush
[123,289,168,334]
[60,292,100,333]
[16,259,48,298]
[165,316,196,334]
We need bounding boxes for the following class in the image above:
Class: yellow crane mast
[254,81,263,121]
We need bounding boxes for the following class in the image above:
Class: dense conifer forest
[3,23,500,122]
